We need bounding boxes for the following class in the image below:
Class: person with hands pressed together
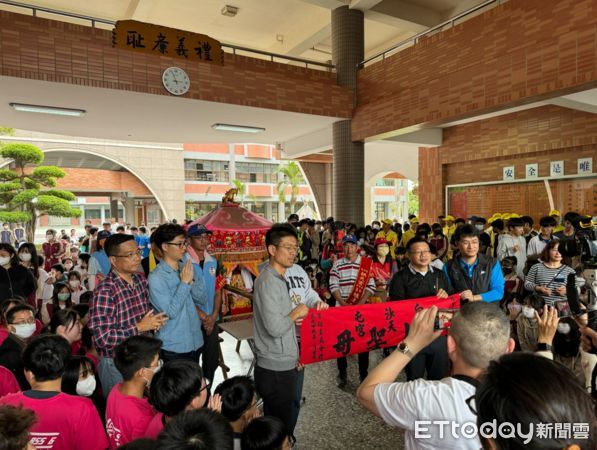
[388,237,453,380]
[329,235,376,388]
[253,224,309,444]
[149,223,207,363]
[90,234,168,398]
[444,225,504,304]
[357,302,515,450]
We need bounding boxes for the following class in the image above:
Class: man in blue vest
[187,223,221,381]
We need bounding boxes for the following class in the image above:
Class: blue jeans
[98,357,123,398]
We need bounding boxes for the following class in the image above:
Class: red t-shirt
[144,412,165,439]
[0,391,108,450]
[105,384,157,449]
[0,365,19,397]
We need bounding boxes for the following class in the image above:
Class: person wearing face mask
[62,257,75,274]
[515,294,544,352]
[501,256,522,305]
[41,229,64,272]
[0,243,36,303]
[17,243,47,309]
[67,271,87,304]
[471,217,491,255]
[371,239,397,303]
[0,304,37,389]
[376,219,398,259]
[60,355,105,420]
[552,317,586,386]
[0,335,109,450]
[146,360,222,438]
[496,217,527,278]
[429,223,449,262]
[106,335,163,449]
[49,282,73,319]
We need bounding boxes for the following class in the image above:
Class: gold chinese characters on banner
[112,20,224,65]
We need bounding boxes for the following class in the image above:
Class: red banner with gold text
[299,295,461,365]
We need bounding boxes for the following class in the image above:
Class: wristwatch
[398,341,415,358]
[536,343,552,352]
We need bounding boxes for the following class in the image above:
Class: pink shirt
[0,391,108,450]
[105,384,157,449]
[0,365,19,397]
[144,412,165,439]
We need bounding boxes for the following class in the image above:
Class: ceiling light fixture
[9,103,86,117]
[221,5,239,17]
[212,123,265,133]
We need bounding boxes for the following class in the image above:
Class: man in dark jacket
[388,237,453,380]
[443,224,504,303]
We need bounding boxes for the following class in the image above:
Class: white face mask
[12,323,36,339]
[69,280,80,288]
[76,375,97,397]
[64,264,73,270]
[557,323,571,335]
[522,306,536,319]
[18,253,32,262]
[0,256,11,266]
[142,359,163,387]
[377,246,390,257]
[475,224,484,231]
[372,225,380,230]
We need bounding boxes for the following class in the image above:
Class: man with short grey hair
[357,302,515,450]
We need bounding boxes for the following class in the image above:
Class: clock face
[162,67,190,96]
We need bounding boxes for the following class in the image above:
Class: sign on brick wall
[503,166,515,181]
[577,157,593,174]
[550,161,564,178]
[112,20,224,65]
[525,163,538,179]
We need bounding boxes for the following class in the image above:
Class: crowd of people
[0,208,596,449]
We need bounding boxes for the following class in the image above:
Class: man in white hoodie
[497,217,527,278]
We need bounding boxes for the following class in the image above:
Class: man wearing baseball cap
[186,223,220,381]
[550,209,564,233]
[329,235,376,388]
[376,219,398,258]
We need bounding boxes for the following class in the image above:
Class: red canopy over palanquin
[188,202,272,277]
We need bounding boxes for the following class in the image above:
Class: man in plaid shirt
[90,234,167,397]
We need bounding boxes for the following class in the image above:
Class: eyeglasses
[166,241,188,249]
[11,318,35,325]
[113,250,143,259]
[199,378,212,394]
[409,250,431,256]
[276,245,299,253]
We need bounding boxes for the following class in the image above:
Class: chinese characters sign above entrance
[112,20,224,65]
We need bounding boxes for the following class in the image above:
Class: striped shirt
[329,255,376,303]
[524,263,582,306]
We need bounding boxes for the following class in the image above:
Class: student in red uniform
[105,335,162,449]
[0,405,37,450]
[0,335,108,450]
[145,359,217,438]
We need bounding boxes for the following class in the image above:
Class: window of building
[184,160,229,182]
[375,202,386,221]
[85,208,102,220]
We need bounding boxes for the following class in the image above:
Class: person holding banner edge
[329,234,376,388]
[388,236,454,381]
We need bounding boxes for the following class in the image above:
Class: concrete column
[109,194,119,223]
[124,196,136,225]
[331,6,365,225]
[228,144,236,183]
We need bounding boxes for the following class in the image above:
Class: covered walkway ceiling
[0,0,489,63]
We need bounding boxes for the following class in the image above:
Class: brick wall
[354,0,597,141]
[419,105,597,223]
[56,168,152,196]
[0,10,352,118]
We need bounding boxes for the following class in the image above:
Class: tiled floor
[215,332,404,450]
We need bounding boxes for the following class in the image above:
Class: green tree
[408,183,419,216]
[276,162,303,214]
[0,143,81,241]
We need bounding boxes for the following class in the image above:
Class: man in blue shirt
[444,224,504,303]
[187,223,221,381]
[132,226,151,258]
[149,223,207,363]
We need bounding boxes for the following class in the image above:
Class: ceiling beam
[283,23,332,57]
[367,0,440,30]
[297,0,346,10]
[126,0,155,22]
[349,0,383,12]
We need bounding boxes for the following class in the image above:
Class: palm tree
[231,179,246,206]
[276,162,303,215]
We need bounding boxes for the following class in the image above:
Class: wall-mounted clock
[162,67,190,96]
